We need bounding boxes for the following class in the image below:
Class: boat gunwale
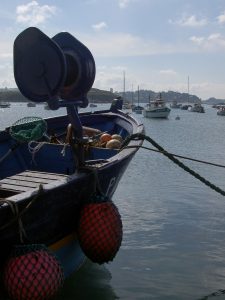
[0,108,144,203]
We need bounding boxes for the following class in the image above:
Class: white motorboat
[217,106,225,116]
[27,102,36,107]
[143,94,170,118]
[170,100,181,109]
[189,103,205,113]
[0,102,10,108]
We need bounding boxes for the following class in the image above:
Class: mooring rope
[124,145,225,169]
[0,143,20,165]
[0,199,27,243]
[79,165,105,197]
[121,133,225,197]
[197,289,225,299]
[28,141,46,164]
[0,184,44,241]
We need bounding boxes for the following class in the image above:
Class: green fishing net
[10,117,47,142]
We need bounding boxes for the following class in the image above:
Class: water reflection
[55,260,119,300]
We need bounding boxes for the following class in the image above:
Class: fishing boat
[143,93,170,118]
[180,76,192,110]
[0,102,10,108]
[132,86,144,114]
[180,104,192,110]
[170,100,181,109]
[188,103,205,113]
[27,102,36,107]
[217,105,225,116]
[122,102,132,110]
[89,103,97,108]
[132,105,143,114]
[0,27,144,299]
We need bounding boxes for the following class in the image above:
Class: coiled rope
[121,133,225,197]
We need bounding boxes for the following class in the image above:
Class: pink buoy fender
[77,196,123,264]
[4,244,64,300]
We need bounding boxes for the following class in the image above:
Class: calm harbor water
[1,103,225,299]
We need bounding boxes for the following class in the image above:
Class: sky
[0,0,225,100]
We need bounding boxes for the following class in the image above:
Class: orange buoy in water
[4,244,64,300]
[77,201,123,264]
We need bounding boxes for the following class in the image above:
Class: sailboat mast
[138,85,139,106]
[123,71,126,101]
[132,83,134,106]
[187,75,189,103]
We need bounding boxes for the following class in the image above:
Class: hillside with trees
[0,87,224,104]
[0,88,117,103]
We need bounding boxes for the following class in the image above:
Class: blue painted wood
[53,236,86,278]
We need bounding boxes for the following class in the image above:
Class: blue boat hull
[0,108,144,278]
[50,232,86,278]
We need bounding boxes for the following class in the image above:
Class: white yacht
[188,103,205,113]
[217,106,225,116]
[0,102,10,108]
[143,94,170,118]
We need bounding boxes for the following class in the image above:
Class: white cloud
[118,0,132,8]
[217,11,225,24]
[81,32,188,58]
[0,62,14,88]
[92,22,107,31]
[189,82,225,100]
[0,39,13,59]
[16,1,57,26]
[94,66,125,91]
[190,33,225,51]
[189,36,205,45]
[0,53,12,59]
[93,66,225,100]
[112,66,126,71]
[159,69,177,76]
[171,15,207,27]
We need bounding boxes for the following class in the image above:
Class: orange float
[99,133,112,143]
[106,139,121,149]
[111,134,123,143]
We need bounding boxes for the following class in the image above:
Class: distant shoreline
[0,88,224,105]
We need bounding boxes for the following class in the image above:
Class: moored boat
[0,27,144,299]
[189,103,205,113]
[143,93,170,118]
[122,102,132,109]
[89,103,97,108]
[132,105,144,114]
[0,102,10,108]
[132,86,144,114]
[170,100,181,109]
[217,105,225,116]
[180,104,192,110]
[27,102,36,107]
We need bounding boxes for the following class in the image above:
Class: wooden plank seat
[0,170,68,193]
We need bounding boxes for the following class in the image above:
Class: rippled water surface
[1,103,225,300]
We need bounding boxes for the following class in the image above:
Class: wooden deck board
[21,171,68,180]
[0,170,68,193]
[11,175,51,184]
[1,178,41,188]
[0,183,34,192]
